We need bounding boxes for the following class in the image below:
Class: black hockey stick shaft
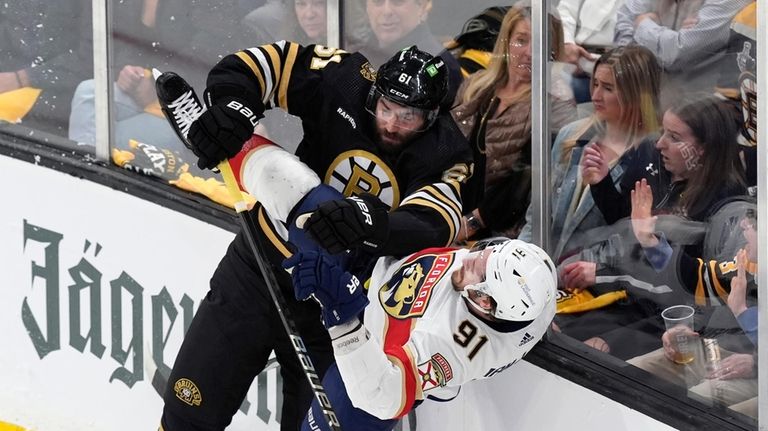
[154,70,342,431]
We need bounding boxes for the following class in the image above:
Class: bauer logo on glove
[225,100,261,127]
[304,194,390,254]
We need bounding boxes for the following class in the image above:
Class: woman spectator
[558,96,749,359]
[589,95,747,225]
[518,45,661,261]
[452,5,575,242]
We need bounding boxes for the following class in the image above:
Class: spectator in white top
[558,0,625,102]
[614,0,752,105]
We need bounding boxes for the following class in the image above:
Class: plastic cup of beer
[661,305,696,364]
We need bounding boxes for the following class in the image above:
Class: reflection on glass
[544,0,758,423]
[0,0,93,143]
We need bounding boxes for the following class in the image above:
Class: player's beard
[375,128,420,155]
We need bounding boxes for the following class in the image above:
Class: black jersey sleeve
[380,116,473,257]
[678,253,757,307]
[203,41,351,118]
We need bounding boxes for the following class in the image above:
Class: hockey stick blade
[154,70,342,431]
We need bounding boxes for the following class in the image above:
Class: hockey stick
[154,70,342,431]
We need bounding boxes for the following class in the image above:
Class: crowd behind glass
[0,0,759,426]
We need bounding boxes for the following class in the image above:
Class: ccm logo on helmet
[226,100,260,127]
[388,88,409,100]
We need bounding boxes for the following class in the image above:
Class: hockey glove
[187,98,260,170]
[304,194,390,254]
[282,250,369,328]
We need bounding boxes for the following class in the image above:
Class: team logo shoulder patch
[174,378,202,406]
[360,61,376,81]
[418,353,454,392]
[379,252,454,319]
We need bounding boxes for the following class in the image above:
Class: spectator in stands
[243,0,369,47]
[518,45,661,260]
[556,95,748,359]
[557,0,625,103]
[451,5,575,242]
[353,0,461,105]
[627,202,757,418]
[0,0,92,137]
[589,95,747,226]
[68,0,255,153]
[614,0,752,105]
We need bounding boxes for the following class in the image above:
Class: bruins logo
[739,72,757,145]
[379,253,454,319]
[325,150,400,208]
[174,378,202,406]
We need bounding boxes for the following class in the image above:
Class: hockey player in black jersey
[160,44,472,431]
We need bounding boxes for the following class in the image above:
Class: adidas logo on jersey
[518,332,534,347]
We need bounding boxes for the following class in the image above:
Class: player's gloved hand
[282,250,369,328]
[187,98,260,170]
[304,194,389,254]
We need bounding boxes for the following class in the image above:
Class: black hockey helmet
[365,45,448,131]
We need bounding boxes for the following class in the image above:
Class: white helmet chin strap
[460,284,494,316]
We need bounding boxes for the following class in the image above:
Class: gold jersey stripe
[278,42,299,110]
[708,260,730,302]
[262,44,283,103]
[235,51,266,99]
[694,258,706,306]
[421,185,462,219]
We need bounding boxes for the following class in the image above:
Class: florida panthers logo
[325,150,400,208]
[379,252,454,319]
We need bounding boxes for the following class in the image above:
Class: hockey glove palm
[283,251,369,328]
[304,194,389,254]
[188,98,260,169]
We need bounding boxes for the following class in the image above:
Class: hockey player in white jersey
[242,134,556,430]
[285,235,556,431]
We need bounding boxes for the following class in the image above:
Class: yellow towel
[0,87,42,122]
[556,289,628,314]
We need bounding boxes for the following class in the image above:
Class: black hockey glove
[304,194,389,254]
[187,98,260,170]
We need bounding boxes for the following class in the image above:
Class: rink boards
[0,153,675,431]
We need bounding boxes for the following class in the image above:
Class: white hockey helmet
[461,238,556,321]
